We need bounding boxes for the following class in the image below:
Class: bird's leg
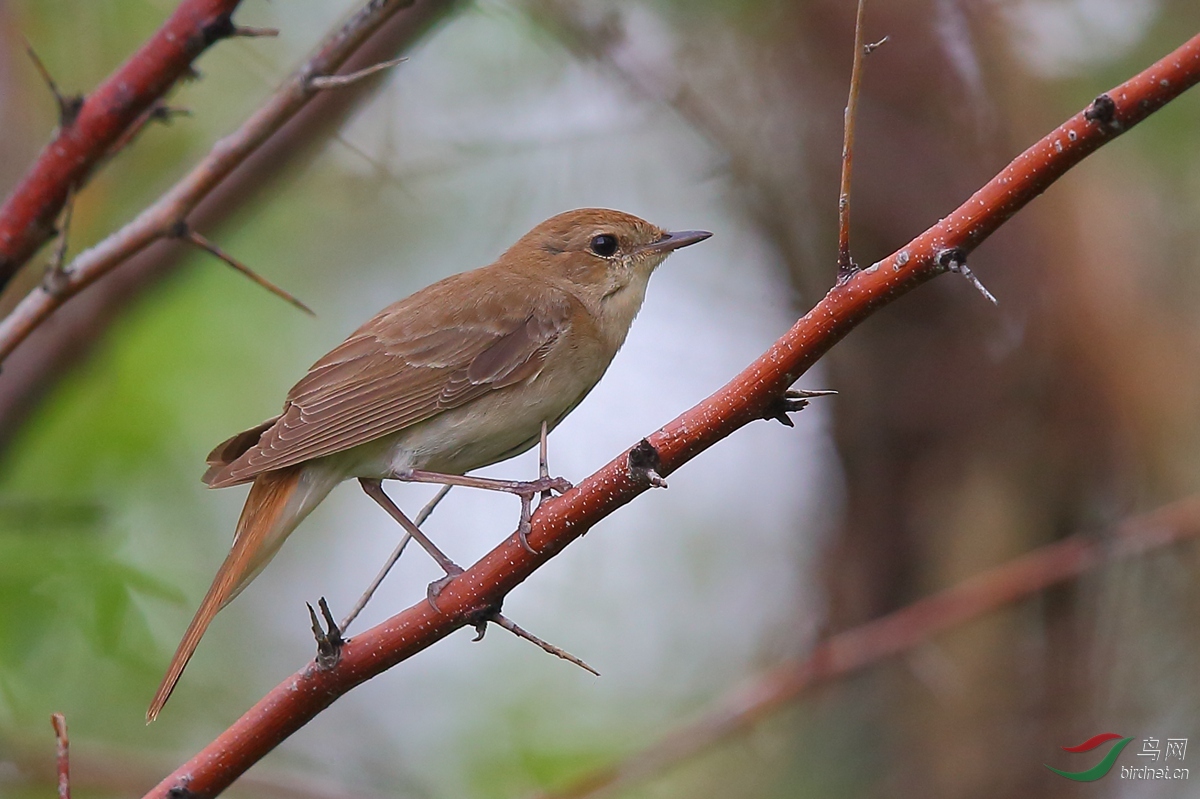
[359,478,463,610]
[515,420,553,555]
[395,430,571,556]
[341,485,452,632]
[397,470,572,497]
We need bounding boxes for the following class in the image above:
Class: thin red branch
[0,0,246,288]
[0,0,457,365]
[538,497,1200,798]
[143,32,1200,799]
[50,712,69,799]
[836,0,868,275]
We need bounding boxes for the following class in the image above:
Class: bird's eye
[589,234,618,257]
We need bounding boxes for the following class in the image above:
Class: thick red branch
[0,0,245,287]
[144,32,1200,799]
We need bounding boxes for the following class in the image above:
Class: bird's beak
[639,229,712,255]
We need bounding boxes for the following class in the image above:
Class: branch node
[307,597,344,670]
[307,57,407,90]
[763,389,838,427]
[492,613,599,676]
[1084,93,1117,125]
[628,438,667,488]
[937,248,998,305]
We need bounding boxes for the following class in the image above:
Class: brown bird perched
[147,208,711,720]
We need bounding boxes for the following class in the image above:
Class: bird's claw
[426,564,465,613]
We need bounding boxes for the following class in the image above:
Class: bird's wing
[205,273,574,488]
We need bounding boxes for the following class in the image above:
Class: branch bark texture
[0,0,245,288]
[145,31,1200,799]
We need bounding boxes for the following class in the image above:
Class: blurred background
[0,0,1198,797]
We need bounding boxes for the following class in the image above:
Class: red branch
[143,33,1200,799]
[0,0,245,287]
[50,712,69,799]
[539,497,1200,798]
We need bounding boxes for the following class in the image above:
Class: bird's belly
[340,361,602,479]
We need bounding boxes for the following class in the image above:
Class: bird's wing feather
[205,272,573,487]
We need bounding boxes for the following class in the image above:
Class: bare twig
[535,497,1200,798]
[308,57,407,90]
[50,713,69,799]
[0,0,459,364]
[143,33,1200,799]
[41,186,75,296]
[492,613,600,676]
[0,0,249,288]
[177,227,314,315]
[836,0,875,279]
[339,484,452,632]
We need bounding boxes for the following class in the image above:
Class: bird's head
[503,208,710,330]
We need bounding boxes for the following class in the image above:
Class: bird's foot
[426,563,465,613]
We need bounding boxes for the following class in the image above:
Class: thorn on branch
[491,613,599,676]
[864,35,890,55]
[307,57,407,91]
[307,597,344,670]
[23,37,84,128]
[628,438,667,488]
[50,712,69,799]
[106,103,193,162]
[937,247,998,305]
[763,388,838,427]
[1084,93,1117,125]
[173,224,315,315]
[232,26,280,38]
[150,104,193,124]
[201,16,278,45]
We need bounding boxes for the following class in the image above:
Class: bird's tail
[147,464,334,722]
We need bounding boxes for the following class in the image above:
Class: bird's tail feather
[147,464,331,722]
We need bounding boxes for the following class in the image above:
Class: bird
[147,207,711,721]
